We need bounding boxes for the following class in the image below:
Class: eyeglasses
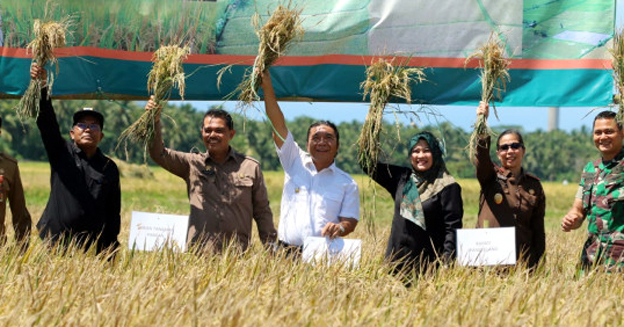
[75,123,101,131]
[498,142,523,151]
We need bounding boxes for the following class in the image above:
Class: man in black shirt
[30,63,121,254]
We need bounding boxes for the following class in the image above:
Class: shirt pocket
[580,173,595,209]
[286,178,308,200]
[232,175,254,203]
[518,191,538,220]
[1,174,10,195]
[318,190,343,221]
[86,169,109,200]
[605,173,624,203]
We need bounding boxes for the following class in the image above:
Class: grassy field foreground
[0,161,620,326]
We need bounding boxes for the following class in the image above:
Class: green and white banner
[0,0,615,106]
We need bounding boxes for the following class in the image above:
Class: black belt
[277,240,303,258]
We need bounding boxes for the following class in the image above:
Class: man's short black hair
[593,110,622,131]
[306,120,340,149]
[496,129,525,149]
[202,108,234,130]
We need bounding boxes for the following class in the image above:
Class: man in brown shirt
[145,98,276,252]
[0,116,31,249]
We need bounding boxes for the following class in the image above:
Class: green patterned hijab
[408,131,445,182]
[400,132,447,230]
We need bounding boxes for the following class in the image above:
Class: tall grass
[0,162,613,326]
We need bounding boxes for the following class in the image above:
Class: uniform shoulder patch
[243,154,260,165]
[525,172,541,181]
[0,153,18,164]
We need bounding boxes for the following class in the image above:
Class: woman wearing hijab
[475,102,545,268]
[360,131,463,274]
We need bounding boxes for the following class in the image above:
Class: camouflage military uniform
[579,149,624,270]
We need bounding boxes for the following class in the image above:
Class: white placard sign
[302,237,362,268]
[128,211,189,252]
[456,227,516,266]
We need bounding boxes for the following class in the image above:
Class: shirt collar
[303,153,336,173]
[602,148,624,167]
[496,165,525,184]
[72,143,102,158]
[205,147,241,164]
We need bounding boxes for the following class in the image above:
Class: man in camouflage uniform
[562,110,624,271]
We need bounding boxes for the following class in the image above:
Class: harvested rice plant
[466,33,511,161]
[15,8,71,120]
[357,57,426,175]
[117,44,190,153]
[230,3,304,107]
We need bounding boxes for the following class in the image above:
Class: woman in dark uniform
[475,102,546,268]
[360,131,463,276]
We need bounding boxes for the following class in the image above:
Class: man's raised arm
[260,70,289,149]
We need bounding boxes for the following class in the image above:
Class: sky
[177,2,624,133]
[180,100,600,133]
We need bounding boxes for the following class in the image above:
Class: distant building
[548,107,559,131]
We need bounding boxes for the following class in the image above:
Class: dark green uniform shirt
[579,149,624,269]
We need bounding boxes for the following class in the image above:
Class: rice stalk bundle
[16,17,71,120]
[235,3,304,107]
[357,57,426,174]
[610,28,624,123]
[466,33,510,160]
[117,45,190,152]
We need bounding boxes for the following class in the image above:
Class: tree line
[0,98,598,182]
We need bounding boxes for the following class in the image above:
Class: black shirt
[36,89,121,253]
[362,162,463,270]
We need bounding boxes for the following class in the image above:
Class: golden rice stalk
[610,28,624,124]
[466,33,510,161]
[234,3,304,108]
[357,57,426,174]
[16,17,71,120]
[117,45,190,153]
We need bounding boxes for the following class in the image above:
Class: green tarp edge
[0,56,613,107]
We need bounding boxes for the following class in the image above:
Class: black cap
[73,108,104,129]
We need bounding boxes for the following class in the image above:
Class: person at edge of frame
[562,110,624,273]
[0,114,31,252]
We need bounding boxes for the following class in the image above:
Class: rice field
[1,0,223,53]
[0,161,618,326]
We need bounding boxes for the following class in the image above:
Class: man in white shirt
[260,70,360,253]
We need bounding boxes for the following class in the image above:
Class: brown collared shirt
[475,136,546,268]
[0,153,31,244]
[149,124,276,250]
